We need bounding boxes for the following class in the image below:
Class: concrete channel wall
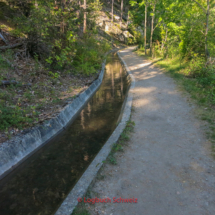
[55,47,136,215]
[0,51,113,179]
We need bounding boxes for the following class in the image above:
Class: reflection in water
[87,103,91,117]
[120,67,123,95]
[112,66,114,97]
[0,53,130,215]
[80,109,85,129]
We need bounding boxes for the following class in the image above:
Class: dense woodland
[0,0,215,142]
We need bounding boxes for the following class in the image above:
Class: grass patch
[72,202,91,215]
[107,120,135,164]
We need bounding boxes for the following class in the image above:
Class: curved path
[88,47,215,215]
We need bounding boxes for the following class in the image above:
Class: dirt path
[87,47,215,215]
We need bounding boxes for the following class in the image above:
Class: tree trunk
[120,0,123,28]
[205,0,210,59]
[83,0,87,33]
[60,0,67,33]
[0,43,23,50]
[144,4,147,55]
[0,33,9,45]
[164,28,168,58]
[150,4,155,56]
[192,0,210,59]
[161,25,168,51]
[112,0,114,22]
[127,8,129,28]
[35,0,38,8]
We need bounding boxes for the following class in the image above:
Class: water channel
[0,53,130,215]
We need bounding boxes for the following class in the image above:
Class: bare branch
[153,21,162,32]
[1,80,32,87]
[0,33,9,45]
[192,0,207,13]
[0,43,23,50]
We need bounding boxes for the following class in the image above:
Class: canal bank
[0,48,116,179]
[0,50,135,215]
[55,48,136,215]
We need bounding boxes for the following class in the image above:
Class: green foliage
[0,54,9,74]
[107,120,135,165]
[48,71,60,79]
[155,55,215,105]
[89,0,103,12]
[112,143,123,152]
[0,105,34,131]
[128,24,143,44]
[107,154,117,165]
[2,0,112,75]
[8,1,78,68]
[72,203,91,215]
[73,37,111,75]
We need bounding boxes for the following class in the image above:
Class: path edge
[55,47,136,215]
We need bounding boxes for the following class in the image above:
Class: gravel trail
[88,47,215,215]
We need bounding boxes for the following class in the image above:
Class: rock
[105,24,109,32]
[122,31,133,38]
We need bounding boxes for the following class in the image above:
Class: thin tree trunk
[0,33,9,45]
[120,0,123,28]
[164,28,168,43]
[112,0,114,22]
[150,4,155,56]
[35,0,38,8]
[60,0,67,33]
[112,68,114,97]
[205,0,210,59]
[192,0,210,59]
[161,25,168,51]
[164,28,168,58]
[144,4,147,55]
[127,8,129,28]
[0,43,23,50]
[83,0,87,33]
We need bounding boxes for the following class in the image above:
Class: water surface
[0,53,130,215]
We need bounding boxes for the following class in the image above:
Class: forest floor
[74,47,215,215]
[0,19,122,145]
[0,0,128,144]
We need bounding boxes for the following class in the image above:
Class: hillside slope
[0,1,140,144]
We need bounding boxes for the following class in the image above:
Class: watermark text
[77,197,138,204]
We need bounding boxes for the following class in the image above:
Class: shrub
[72,36,111,75]
[0,105,33,130]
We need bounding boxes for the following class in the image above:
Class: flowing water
[0,53,130,215]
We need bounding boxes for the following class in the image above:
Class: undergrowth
[0,0,113,134]
[72,202,91,215]
[0,35,111,134]
[107,120,135,165]
[73,37,111,75]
